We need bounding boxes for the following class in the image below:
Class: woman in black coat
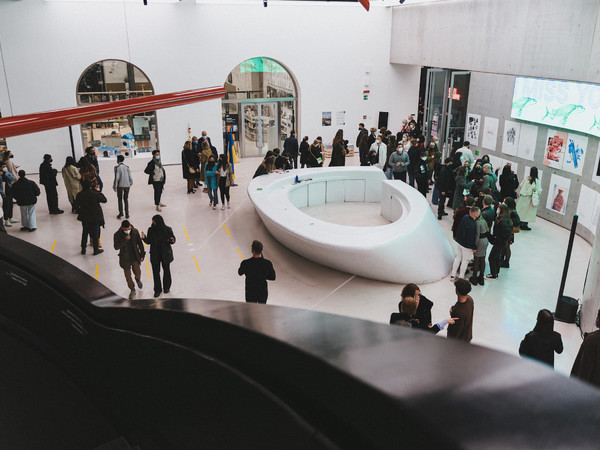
[181,141,198,194]
[329,129,347,167]
[141,214,176,298]
[486,204,512,280]
[299,136,310,168]
[307,139,323,168]
[499,164,519,201]
[519,309,563,367]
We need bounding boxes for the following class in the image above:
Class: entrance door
[445,71,471,159]
[241,102,279,157]
[424,69,449,154]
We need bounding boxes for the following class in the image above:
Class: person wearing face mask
[114,220,145,300]
[356,123,368,149]
[571,308,600,387]
[85,146,103,192]
[368,135,386,169]
[39,154,64,215]
[141,214,176,298]
[204,154,219,210]
[144,150,167,212]
[388,143,410,182]
[414,150,430,197]
[74,179,107,255]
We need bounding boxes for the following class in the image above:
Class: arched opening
[222,57,297,158]
[76,59,158,157]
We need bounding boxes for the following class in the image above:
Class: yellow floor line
[222,223,232,237]
[146,259,151,280]
[183,226,190,242]
[193,255,201,273]
[236,248,244,260]
[50,240,56,254]
[95,264,99,280]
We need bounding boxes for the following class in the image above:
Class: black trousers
[392,171,407,182]
[117,187,130,215]
[81,221,100,251]
[151,258,172,294]
[291,155,298,169]
[219,178,230,203]
[153,181,164,206]
[437,193,446,218]
[44,183,59,213]
[488,240,507,276]
[2,184,13,219]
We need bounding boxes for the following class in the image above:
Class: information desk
[248,167,453,283]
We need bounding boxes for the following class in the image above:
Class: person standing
[113,154,133,219]
[1,160,16,227]
[435,158,453,220]
[516,166,541,231]
[39,154,63,215]
[2,151,19,226]
[447,278,474,343]
[85,146,102,191]
[62,156,81,213]
[238,240,276,304]
[283,130,299,169]
[407,138,421,187]
[78,156,98,190]
[299,136,310,168]
[388,143,410,182]
[486,203,512,280]
[356,122,368,149]
[452,165,474,210]
[144,150,167,212]
[499,164,519,201]
[199,141,213,191]
[113,220,145,300]
[458,141,474,169]
[205,154,219,210]
[181,140,198,194]
[519,309,563,368]
[74,180,107,255]
[141,214,175,298]
[368,134,386,169]
[450,206,480,280]
[307,139,323,168]
[414,150,430,197]
[11,170,40,232]
[329,129,347,167]
[571,308,600,388]
[199,131,213,152]
[217,154,233,210]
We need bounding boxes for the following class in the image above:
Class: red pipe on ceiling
[0,86,226,139]
[358,0,370,11]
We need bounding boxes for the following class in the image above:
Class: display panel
[512,77,600,138]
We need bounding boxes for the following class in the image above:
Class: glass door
[240,102,279,157]
[445,71,471,159]
[423,68,449,153]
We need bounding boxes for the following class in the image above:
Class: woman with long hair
[141,214,176,298]
[486,203,512,280]
[182,140,197,194]
[452,165,474,209]
[299,136,310,168]
[62,156,81,213]
[199,141,213,191]
[516,166,541,230]
[217,154,233,210]
[519,309,563,367]
[499,164,519,201]
[307,139,323,168]
[329,129,346,167]
[204,154,219,210]
[470,214,490,286]
[358,133,370,166]
[78,156,98,190]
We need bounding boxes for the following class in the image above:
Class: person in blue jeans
[204,155,219,210]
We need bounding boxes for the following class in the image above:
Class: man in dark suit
[238,240,276,304]
[75,179,107,255]
[356,122,368,148]
[39,154,63,215]
[283,130,299,169]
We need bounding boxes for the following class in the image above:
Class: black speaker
[554,296,578,323]
[378,112,389,129]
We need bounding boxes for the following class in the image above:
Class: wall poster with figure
[322,112,332,127]
[562,133,588,176]
[501,120,520,156]
[481,116,499,151]
[546,173,571,215]
[543,129,567,169]
[466,113,481,145]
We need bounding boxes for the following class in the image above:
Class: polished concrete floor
[6,152,591,377]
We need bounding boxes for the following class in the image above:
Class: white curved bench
[247,167,453,284]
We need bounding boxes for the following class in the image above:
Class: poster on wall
[517,124,538,161]
[543,129,567,169]
[322,112,332,127]
[482,116,499,151]
[501,120,520,156]
[546,173,571,215]
[466,114,481,145]
[431,115,439,137]
[335,111,346,126]
[592,196,600,235]
[577,184,598,231]
[562,133,588,175]
[592,144,600,186]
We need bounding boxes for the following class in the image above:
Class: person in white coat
[459,141,474,168]
[516,166,541,231]
[368,135,387,170]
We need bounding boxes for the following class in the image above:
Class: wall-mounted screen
[512,77,600,138]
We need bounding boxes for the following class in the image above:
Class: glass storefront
[222,57,297,158]
[77,60,158,157]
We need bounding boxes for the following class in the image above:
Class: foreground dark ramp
[0,233,599,449]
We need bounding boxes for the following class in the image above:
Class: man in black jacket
[435,158,454,220]
[283,130,299,169]
[85,146,102,192]
[356,123,368,148]
[450,206,480,280]
[238,240,276,304]
[144,150,167,212]
[11,170,40,232]
[39,154,63,215]
[75,180,107,255]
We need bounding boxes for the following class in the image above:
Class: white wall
[0,1,420,172]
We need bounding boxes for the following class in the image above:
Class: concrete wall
[390,0,600,83]
[0,0,421,173]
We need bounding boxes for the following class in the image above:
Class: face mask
[397,149,402,153]
[2,168,6,173]
[124,229,131,235]
[421,156,427,161]
[155,155,160,160]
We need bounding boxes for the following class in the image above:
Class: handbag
[532,190,540,207]
[513,226,520,234]
[188,167,196,174]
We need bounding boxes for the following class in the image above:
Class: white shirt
[370,141,387,169]
[459,147,474,168]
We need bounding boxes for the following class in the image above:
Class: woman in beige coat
[516,166,541,230]
[62,156,81,213]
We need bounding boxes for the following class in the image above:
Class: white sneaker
[5,220,12,227]
[221,205,225,210]
[227,202,231,209]
[9,218,19,223]
[156,205,162,212]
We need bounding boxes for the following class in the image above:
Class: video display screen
[511,77,600,138]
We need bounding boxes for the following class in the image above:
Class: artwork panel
[482,116,499,151]
[542,129,567,169]
[516,123,538,161]
[466,113,481,146]
[577,184,597,230]
[562,133,588,175]
[546,173,571,215]
[501,120,520,156]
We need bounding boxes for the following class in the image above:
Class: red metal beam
[0,86,226,139]
[358,0,370,11]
